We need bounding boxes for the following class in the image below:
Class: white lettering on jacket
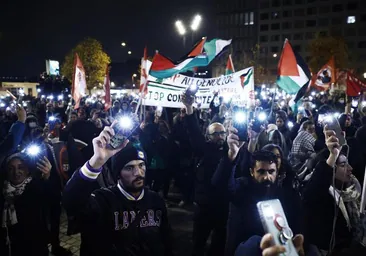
[114,210,162,230]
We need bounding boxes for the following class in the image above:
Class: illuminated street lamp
[191,15,202,31]
[273,53,278,58]
[175,20,186,35]
[128,51,132,55]
[121,42,126,47]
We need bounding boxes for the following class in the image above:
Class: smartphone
[257,199,298,256]
[185,84,199,97]
[252,119,262,133]
[233,111,248,141]
[109,115,139,149]
[323,115,346,146]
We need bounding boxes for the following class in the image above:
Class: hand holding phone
[257,199,299,256]
[323,115,346,147]
[109,115,139,149]
[233,111,248,141]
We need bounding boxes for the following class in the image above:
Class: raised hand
[37,156,52,180]
[181,93,194,115]
[260,233,304,256]
[324,124,342,167]
[227,127,245,161]
[89,123,129,169]
[16,104,26,123]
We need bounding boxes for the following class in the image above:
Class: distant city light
[347,16,356,24]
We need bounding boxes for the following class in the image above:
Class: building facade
[214,0,366,83]
[214,0,259,76]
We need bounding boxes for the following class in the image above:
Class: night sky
[0,0,215,77]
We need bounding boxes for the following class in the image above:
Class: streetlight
[175,20,186,35]
[128,51,132,55]
[363,72,366,79]
[133,74,137,78]
[191,15,202,31]
[273,53,278,58]
[121,42,126,47]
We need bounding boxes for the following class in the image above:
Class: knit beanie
[111,143,147,178]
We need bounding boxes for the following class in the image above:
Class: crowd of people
[0,87,366,256]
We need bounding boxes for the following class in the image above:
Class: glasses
[209,131,226,136]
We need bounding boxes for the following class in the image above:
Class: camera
[109,115,139,149]
[233,111,248,141]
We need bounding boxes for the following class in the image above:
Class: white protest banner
[144,61,254,108]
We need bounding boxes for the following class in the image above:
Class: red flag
[140,47,149,95]
[103,65,111,111]
[72,53,86,109]
[311,56,336,91]
[346,72,366,96]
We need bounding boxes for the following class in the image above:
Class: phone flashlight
[185,84,199,96]
[233,111,248,141]
[258,112,267,122]
[0,102,5,108]
[287,121,294,129]
[49,116,56,122]
[109,115,138,149]
[25,144,41,157]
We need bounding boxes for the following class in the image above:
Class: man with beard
[63,126,173,256]
[212,127,303,256]
[182,94,228,256]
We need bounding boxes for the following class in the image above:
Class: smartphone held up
[257,199,298,256]
[109,115,139,149]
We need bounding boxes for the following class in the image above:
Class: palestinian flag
[225,54,235,75]
[311,56,335,91]
[277,39,311,99]
[150,38,232,79]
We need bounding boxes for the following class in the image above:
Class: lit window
[250,12,254,25]
[347,16,356,24]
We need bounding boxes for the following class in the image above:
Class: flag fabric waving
[225,54,235,75]
[311,56,336,91]
[277,39,311,101]
[346,71,366,96]
[72,53,86,109]
[140,47,149,95]
[149,38,232,79]
[103,65,111,111]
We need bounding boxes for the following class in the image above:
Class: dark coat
[212,155,303,256]
[302,161,352,252]
[185,113,228,209]
[0,178,50,256]
[63,168,173,256]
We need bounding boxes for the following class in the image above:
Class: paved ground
[57,196,195,256]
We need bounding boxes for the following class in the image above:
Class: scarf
[2,177,32,228]
[329,175,366,246]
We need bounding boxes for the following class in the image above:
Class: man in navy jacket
[212,127,304,256]
[63,125,173,256]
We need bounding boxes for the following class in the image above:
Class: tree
[61,38,110,92]
[307,33,349,73]
[245,44,266,85]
